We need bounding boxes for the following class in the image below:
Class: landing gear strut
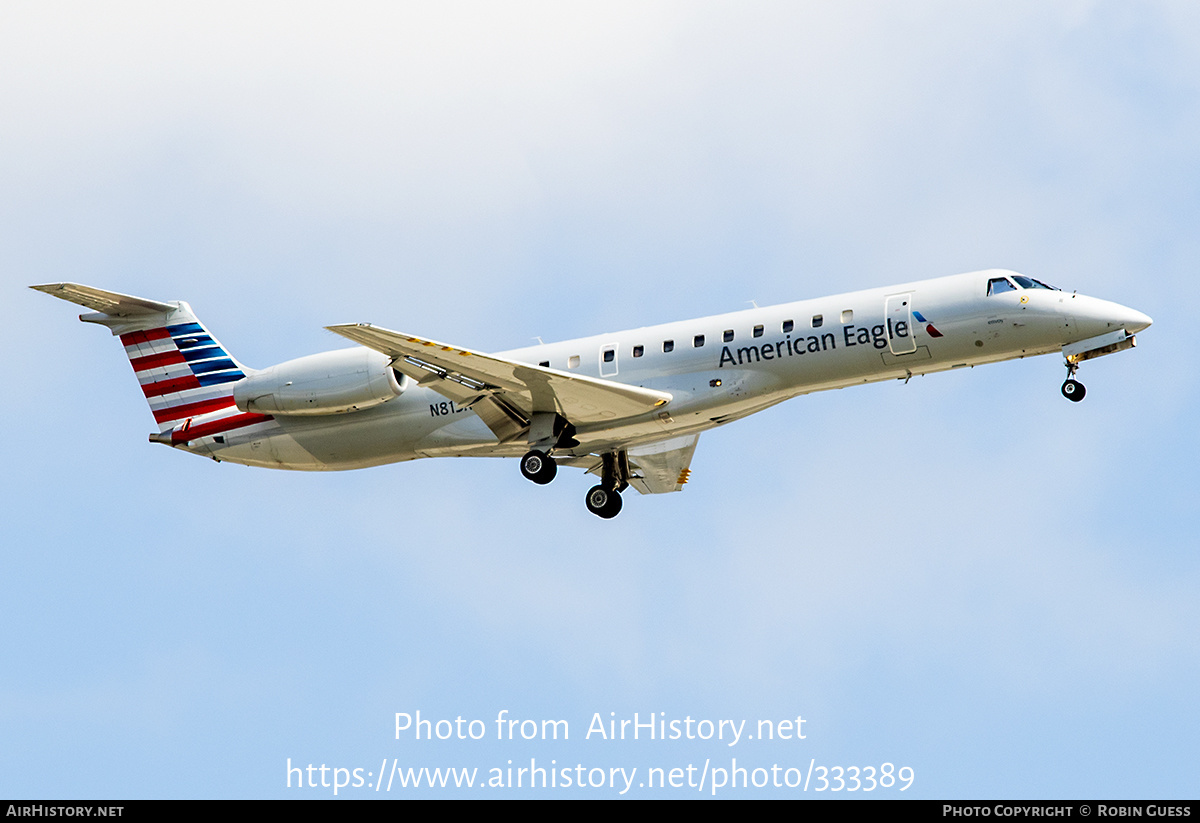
[585,451,630,519]
[1061,360,1086,403]
[520,449,557,484]
[521,445,631,518]
[520,414,577,485]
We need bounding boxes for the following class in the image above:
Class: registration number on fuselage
[429,400,468,417]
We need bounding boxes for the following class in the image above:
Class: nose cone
[1123,308,1153,334]
[1073,295,1153,337]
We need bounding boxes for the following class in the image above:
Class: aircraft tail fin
[32,283,252,433]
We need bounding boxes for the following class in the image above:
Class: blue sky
[3,1,1197,798]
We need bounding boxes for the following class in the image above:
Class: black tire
[585,485,622,518]
[1061,380,1086,402]
[520,450,557,484]
[603,490,623,518]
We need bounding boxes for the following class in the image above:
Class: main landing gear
[518,447,629,519]
[585,451,629,519]
[1061,360,1086,403]
[520,449,557,484]
[585,484,623,519]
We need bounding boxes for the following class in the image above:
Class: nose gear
[1061,360,1086,402]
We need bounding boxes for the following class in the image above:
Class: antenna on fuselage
[748,300,759,309]
[533,336,544,345]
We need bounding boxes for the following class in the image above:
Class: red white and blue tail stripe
[121,320,245,427]
[121,320,271,441]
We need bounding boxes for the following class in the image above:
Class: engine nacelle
[233,348,406,416]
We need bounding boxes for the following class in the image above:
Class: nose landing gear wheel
[520,450,557,484]
[585,485,623,519]
[1061,379,1086,402]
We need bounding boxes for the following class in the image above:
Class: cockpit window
[1012,275,1058,290]
[987,277,1017,296]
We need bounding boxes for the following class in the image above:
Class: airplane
[32,269,1151,518]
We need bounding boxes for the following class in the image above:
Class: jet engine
[233,348,406,415]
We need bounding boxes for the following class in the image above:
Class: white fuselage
[190,269,1150,471]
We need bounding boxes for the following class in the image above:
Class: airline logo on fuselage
[913,310,943,338]
[717,317,916,368]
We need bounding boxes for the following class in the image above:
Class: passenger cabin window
[987,277,1017,296]
[632,345,644,358]
[782,319,794,334]
[694,334,705,347]
[568,355,580,369]
[811,315,823,328]
[753,324,764,338]
[539,361,550,367]
[723,329,734,342]
[603,349,615,363]
[663,340,674,353]
[841,309,853,323]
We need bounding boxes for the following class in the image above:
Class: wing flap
[626,434,700,494]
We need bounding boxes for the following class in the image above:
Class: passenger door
[885,293,917,355]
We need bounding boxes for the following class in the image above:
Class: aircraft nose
[1123,308,1153,334]
[1076,297,1153,336]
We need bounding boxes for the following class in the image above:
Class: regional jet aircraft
[33,270,1151,518]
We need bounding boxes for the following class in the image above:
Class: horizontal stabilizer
[30,283,175,316]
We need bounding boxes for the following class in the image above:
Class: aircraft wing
[326,324,672,442]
